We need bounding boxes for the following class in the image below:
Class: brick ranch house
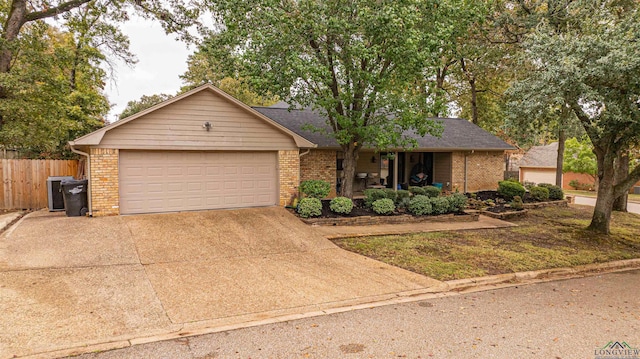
[70,84,514,216]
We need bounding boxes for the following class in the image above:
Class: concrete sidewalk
[0,208,446,359]
[313,214,516,239]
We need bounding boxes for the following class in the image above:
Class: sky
[104,16,193,123]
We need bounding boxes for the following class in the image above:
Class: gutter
[69,142,92,217]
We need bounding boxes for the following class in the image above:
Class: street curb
[15,258,640,359]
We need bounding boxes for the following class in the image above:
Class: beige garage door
[119,151,278,214]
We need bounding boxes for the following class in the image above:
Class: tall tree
[508,0,640,233]
[180,48,279,106]
[118,93,173,119]
[202,0,451,197]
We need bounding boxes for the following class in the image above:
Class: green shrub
[568,179,580,190]
[297,198,322,218]
[523,181,536,190]
[538,183,564,200]
[423,186,442,198]
[372,198,395,215]
[510,195,524,210]
[530,186,550,202]
[408,195,432,216]
[395,190,411,204]
[299,180,331,199]
[447,193,468,212]
[397,196,412,209]
[364,188,387,207]
[498,180,525,200]
[329,196,353,215]
[409,186,426,196]
[431,196,451,215]
[383,188,398,202]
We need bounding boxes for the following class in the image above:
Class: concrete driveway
[574,195,640,214]
[0,207,441,358]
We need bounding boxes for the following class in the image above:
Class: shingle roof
[518,142,558,168]
[252,106,514,151]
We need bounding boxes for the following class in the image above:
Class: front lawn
[333,206,640,281]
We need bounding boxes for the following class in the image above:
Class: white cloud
[105,15,192,123]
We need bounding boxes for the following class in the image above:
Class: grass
[565,190,640,203]
[333,206,640,281]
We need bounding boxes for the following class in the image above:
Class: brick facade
[300,149,337,197]
[89,148,120,216]
[452,151,505,192]
[278,150,300,206]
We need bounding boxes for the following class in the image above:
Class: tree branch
[25,0,92,22]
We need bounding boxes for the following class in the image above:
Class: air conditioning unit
[47,176,74,211]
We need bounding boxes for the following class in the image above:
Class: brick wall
[89,148,120,216]
[452,151,505,192]
[300,149,337,197]
[278,150,300,206]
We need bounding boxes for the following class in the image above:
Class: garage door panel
[120,151,277,214]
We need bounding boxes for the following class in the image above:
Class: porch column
[393,151,398,190]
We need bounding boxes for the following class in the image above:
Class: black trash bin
[60,179,88,217]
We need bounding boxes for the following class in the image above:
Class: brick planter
[522,199,569,209]
[301,211,479,226]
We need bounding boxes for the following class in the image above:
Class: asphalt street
[574,196,640,214]
[72,269,640,359]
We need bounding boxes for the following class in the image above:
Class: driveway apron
[0,207,440,358]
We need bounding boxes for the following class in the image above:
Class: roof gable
[518,142,558,168]
[71,84,315,149]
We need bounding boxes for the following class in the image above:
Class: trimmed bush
[511,195,524,210]
[329,196,353,215]
[530,186,550,202]
[538,183,564,200]
[299,180,331,199]
[383,188,398,202]
[569,179,580,190]
[523,181,536,190]
[395,190,411,204]
[364,188,387,207]
[297,198,322,218]
[408,195,432,216]
[409,186,426,196]
[447,193,468,212]
[372,198,395,215]
[498,180,525,200]
[431,196,450,215]
[397,196,412,209]
[423,186,442,198]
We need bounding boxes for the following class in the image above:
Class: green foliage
[299,180,331,199]
[569,179,593,191]
[119,94,173,119]
[423,186,442,198]
[329,196,354,215]
[510,196,524,210]
[372,198,395,215]
[431,196,451,215]
[364,189,387,208]
[563,138,597,177]
[569,179,580,190]
[408,195,433,216]
[498,180,525,200]
[409,186,426,196]
[529,186,550,202]
[395,190,411,205]
[447,193,468,212]
[538,183,564,201]
[383,188,398,203]
[297,198,322,218]
[523,181,536,190]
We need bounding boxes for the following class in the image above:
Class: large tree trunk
[556,128,565,187]
[339,143,360,198]
[613,151,629,212]
[588,148,616,234]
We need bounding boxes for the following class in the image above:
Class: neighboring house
[518,142,559,185]
[70,84,514,216]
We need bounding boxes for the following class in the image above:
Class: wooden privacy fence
[0,159,79,210]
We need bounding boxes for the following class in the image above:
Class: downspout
[299,149,311,158]
[464,153,468,193]
[69,143,92,217]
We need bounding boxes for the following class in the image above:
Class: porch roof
[253,107,514,151]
